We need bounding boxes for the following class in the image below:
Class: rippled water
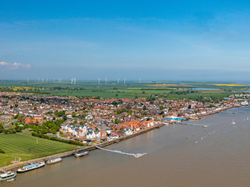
[3,106,250,187]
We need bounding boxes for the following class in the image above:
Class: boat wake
[95,146,147,158]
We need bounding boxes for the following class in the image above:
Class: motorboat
[0,171,16,182]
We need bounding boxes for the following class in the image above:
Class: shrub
[32,132,84,146]
[0,149,5,154]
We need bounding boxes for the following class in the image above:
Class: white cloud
[0,62,31,70]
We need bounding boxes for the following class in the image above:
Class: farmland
[0,132,77,167]
[0,80,249,99]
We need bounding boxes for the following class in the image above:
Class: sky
[1,0,250,81]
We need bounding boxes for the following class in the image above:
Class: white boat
[0,171,16,182]
[241,101,249,106]
[75,150,89,157]
[47,157,62,165]
[232,119,235,125]
[17,162,45,173]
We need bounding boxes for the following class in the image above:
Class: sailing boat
[232,119,235,125]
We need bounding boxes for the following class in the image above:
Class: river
[3,106,250,187]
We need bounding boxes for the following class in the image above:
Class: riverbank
[0,105,243,172]
[0,122,165,171]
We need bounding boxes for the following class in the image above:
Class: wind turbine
[98,78,100,84]
[139,78,141,83]
[118,78,119,83]
[124,78,126,84]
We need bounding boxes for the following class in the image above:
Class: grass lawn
[0,132,78,167]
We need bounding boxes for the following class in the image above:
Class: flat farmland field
[0,132,77,167]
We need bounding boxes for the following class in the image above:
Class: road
[3,120,15,128]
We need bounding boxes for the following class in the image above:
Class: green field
[0,80,249,99]
[0,132,78,167]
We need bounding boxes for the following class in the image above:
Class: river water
[3,106,250,187]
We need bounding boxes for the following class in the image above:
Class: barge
[47,157,62,165]
[17,162,45,173]
[74,150,89,157]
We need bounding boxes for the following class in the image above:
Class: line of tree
[31,132,84,146]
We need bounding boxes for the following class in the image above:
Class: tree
[55,110,65,117]
[114,118,122,124]
[17,114,23,122]
[112,101,118,106]
[15,104,18,108]
[115,94,118,97]
[72,112,76,117]
[0,124,3,133]
[160,106,164,110]
[126,104,132,110]
[142,91,145,94]
[118,99,123,104]
[63,115,67,121]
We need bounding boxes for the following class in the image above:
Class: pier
[179,123,209,128]
[95,146,147,158]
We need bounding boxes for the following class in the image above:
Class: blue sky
[1,0,250,81]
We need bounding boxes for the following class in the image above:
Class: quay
[0,123,165,171]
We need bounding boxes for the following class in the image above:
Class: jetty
[179,123,209,128]
[0,123,164,171]
[95,146,147,158]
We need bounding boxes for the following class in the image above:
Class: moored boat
[75,150,89,157]
[47,157,62,165]
[0,171,16,182]
[189,116,200,120]
[17,162,45,173]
